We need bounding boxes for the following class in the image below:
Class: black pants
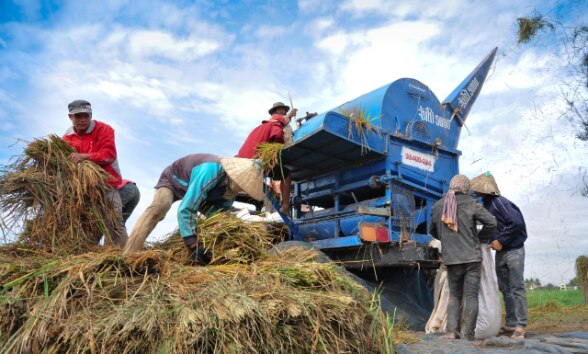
[268,163,289,181]
[446,261,481,340]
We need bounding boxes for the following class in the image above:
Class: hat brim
[220,158,265,201]
[470,173,501,195]
[69,108,92,115]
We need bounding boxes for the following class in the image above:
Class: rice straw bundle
[0,135,119,254]
[156,212,279,264]
[255,142,285,173]
[339,106,382,155]
[0,243,394,353]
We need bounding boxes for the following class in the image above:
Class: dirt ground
[526,305,588,334]
[395,305,588,353]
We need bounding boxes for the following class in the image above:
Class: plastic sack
[425,244,501,339]
[475,244,501,339]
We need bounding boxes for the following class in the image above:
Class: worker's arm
[492,198,525,248]
[269,121,284,144]
[474,202,497,243]
[177,162,225,247]
[87,125,117,166]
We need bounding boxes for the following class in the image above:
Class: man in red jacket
[62,99,128,246]
[237,102,297,214]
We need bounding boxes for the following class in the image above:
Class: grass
[527,288,585,308]
[523,289,588,334]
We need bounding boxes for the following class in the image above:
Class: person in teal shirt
[123,154,264,264]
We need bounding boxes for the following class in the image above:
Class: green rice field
[527,288,585,308]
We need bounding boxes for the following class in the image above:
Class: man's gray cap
[68,100,92,115]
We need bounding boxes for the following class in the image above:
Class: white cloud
[341,0,496,21]
[254,25,288,40]
[194,83,285,138]
[298,0,337,14]
[311,17,335,33]
[316,32,350,55]
[519,190,588,285]
[483,50,558,94]
[2,0,587,287]
[341,0,387,12]
[314,20,442,100]
[128,30,222,61]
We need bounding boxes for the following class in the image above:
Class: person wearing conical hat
[429,174,497,341]
[122,154,264,264]
[471,172,528,340]
[237,102,298,214]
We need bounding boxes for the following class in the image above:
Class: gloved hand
[183,235,212,266]
[183,235,199,249]
[189,246,212,266]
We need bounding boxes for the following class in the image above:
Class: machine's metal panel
[283,112,386,180]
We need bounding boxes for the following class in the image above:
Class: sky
[0,0,586,286]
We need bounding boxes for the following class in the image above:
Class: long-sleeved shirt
[482,195,527,251]
[63,120,122,187]
[154,154,233,238]
[429,193,497,265]
[237,114,287,158]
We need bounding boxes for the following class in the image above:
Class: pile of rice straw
[0,218,394,353]
[0,135,117,254]
[0,138,395,353]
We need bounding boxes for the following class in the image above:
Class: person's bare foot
[440,332,459,339]
[511,327,526,339]
[279,205,290,215]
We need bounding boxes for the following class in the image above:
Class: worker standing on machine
[237,102,297,214]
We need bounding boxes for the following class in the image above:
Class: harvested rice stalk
[0,248,394,353]
[0,135,119,254]
[156,212,277,264]
[255,142,285,173]
[339,106,382,155]
[516,15,553,44]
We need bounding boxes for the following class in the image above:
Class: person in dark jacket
[237,102,297,214]
[429,174,497,340]
[471,172,528,339]
[122,155,264,264]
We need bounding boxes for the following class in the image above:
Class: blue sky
[1,0,587,285]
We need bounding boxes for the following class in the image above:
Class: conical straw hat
[220,158,265,201]
[470,171,501,195]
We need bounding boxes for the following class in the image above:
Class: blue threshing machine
[278,48,498,326]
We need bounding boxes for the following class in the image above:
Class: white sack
[425,244,502,339]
